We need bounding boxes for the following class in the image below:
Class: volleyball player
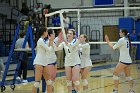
[45,29,57,93]
[79,34,92,91]
[105,29,135,93]
[56,29,81,93]
[32,27,54,93]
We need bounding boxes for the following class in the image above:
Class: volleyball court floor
[1,61,140,93]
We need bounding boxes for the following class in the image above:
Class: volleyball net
[45,7,140,64]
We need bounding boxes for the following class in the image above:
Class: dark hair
[63,12,66,16]
[121,29,131,51]
[38,27,47,37]
[19,32,26,38]
[48,29,54,36]
[81,34,89,43]
[35,27,47,47]
[68,29,76,35]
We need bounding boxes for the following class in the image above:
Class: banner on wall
[93,0,114,6]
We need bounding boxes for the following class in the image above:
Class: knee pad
[126,77,133,81]
[82,79,88,86]
[73,81,80,86]
[66,80,72,86]
[46,79,53,85]
[113,75,119,80]
[34,81,40,88]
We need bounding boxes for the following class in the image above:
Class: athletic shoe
[72,89,77,93]
[22,79,28,83]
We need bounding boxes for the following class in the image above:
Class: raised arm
[105,35,122,50]
[38,39,53,51]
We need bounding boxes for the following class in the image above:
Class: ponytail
[35,27,47,47]
[80,34,89,43]
[121,29,132,51]
[127,33,132,52]
[84,34,89,43]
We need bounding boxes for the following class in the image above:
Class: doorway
[103,25,119,42]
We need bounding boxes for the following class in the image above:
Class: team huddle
[32,27,135,93]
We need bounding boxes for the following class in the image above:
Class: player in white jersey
[105,29,135,93]
[56,29,81,93]
[45,29,57,93]
[32,27,54,93]
[79,34,92,91]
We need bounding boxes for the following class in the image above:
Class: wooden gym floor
[1,61,140,93]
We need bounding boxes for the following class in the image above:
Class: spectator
[34,3,42,14]
[43,4,51,26]
[52,14,60,27]
[130,30,137,62]
[63,12,70,32]
[0,58,4,78]
[15,32,29,83]
[21,3,29,16]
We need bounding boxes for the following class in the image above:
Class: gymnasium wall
[69,11,122,61]
[39,0,140,8]
[80,17,119,61]
[119,17,140,59]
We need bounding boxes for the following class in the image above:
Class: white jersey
[79,43,92,68]
[45,40,57,64]
[33,38,53,66]
[56,39,81,66]
[113,37,132,63]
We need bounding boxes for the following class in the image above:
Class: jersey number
[127,42,129,48]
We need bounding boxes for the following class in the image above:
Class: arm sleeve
[38,39,53,51]
[113,39,123,50]
[81,43,90,55]
[54,42,64,51]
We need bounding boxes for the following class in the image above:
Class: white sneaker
[16,76,22,82]
[16,76,21,80]
[129,90,135,93]
[22,79,28,83]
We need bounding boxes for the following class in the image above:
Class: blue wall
[119,17,134,33]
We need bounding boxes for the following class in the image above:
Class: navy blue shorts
[70,64,80,68]
[120,61,132,65]
[48,62,57,66]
